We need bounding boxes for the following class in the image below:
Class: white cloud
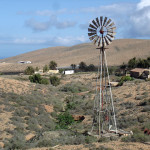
[36,9,67,16]
[137,0,150,10]
[25,16,76,31]
[127,0,150,38]
[17,8,67,16]
[0,36,88,46]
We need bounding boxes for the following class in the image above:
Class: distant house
[130,68,150,79]
[47,70,59,74]
[18,61,31,64]
[26,61,31,64]
[64,70,74,75]
[18,61,25,64]
[35,70,43,74]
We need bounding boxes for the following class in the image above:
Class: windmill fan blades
[93,36,99,44]
[89,35,97,41]
[89,24,97,30]
[107,29,115,33]
[104,37,111,45]
[88,32,96,36]
[92,20,98,28]
[100,16,103,26]
[103,17,107,26]
[88,16,116,47]
[107,34,115,40]
[97,37,101,46]
[106,35,112,42]
[109,26,116,30]
[105,19,111,27]
[96,17,100,26]
[108,22,115,27]
[88,28,97,33]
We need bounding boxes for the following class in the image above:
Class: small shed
[130,68,145,78]
[130,68,150,79]
[64,70,74,75]
[47,70,59,74]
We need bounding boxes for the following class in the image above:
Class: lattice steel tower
[88,16,117,137]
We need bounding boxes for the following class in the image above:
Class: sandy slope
[0,39,150,72]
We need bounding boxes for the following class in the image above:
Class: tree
[49,61,57,70]
[87,64,96,71]
[120,62,127,75]
[79,61,87,71]
[35,67,39,71]
[24,66,34,75]
[71,64,76,70]
[128,57,137,68]
[43,65,49,72]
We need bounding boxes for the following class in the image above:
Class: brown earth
[0,39,150,72]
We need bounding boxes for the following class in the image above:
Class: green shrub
[43,65,49,72]
[118,76,133,86]
[40,78,49,85]
[29,74,49,85]
[56,112,74,129]
[61,83,87,93]
[24,66,34,75]
[29,74,42,83]
[50,76,60,86]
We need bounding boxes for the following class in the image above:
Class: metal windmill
[88,16,117,137]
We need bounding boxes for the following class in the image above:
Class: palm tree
[71,64,76,70]
[49,61,57,70]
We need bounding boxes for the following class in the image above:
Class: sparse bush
[24,66,34,75]
[4,132,27,149]
[61,82,87,93]
[56,112,75,129]
[142,106,150,112]
[121,102,135,109]
[135,96,144,100]
[137,115,146,123]
[40,78,49,85]
[50,75,60,86]
[98,137,110,142]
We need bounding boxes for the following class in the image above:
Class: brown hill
[0,39,150,72]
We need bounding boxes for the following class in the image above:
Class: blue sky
[0,0,150,58]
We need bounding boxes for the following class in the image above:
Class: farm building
[47,70,59,74]
[130,68,150,79]
[64,70,74,75]
[35,70,43,74]
[18,61,31,64]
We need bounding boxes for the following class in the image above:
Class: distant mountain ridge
[0,39,150,72]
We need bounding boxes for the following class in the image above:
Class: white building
[64,70,74,75]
